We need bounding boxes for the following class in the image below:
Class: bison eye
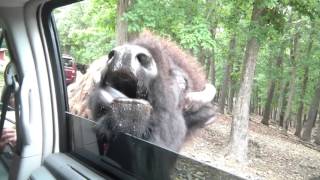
[137,53,151,68]
[108,50,115,62]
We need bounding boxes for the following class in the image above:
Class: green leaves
[54,0,116,64]
[125,0,217,52]
[54,0,320,114]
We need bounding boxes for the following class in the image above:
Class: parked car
[62,54,77,85]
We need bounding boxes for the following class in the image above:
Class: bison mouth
[106,70,148,100]
[96,70,151,155]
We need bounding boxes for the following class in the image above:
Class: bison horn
[185,83,216,104]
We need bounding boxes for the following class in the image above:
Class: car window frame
[39,1,245,180]
[41,2,138,176]
[41,0,75,153]
[40,4,138,178]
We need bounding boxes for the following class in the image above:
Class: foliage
[55,0,320,128]
[54,0,116,64]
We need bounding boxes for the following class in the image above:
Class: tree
[276,80,289,126]
[261,74,276,125]
[228,0,266,163]
[218,36,236,114]
[116,0,131,45]
[209,55,216,86]
[261,44,283,125]
[282,26,300,131]
[295,67,309,136]
[208,26,217,86]
[295,22,315,136]
[314,115,320,145]
[54,0,320,147]
[54,0,117,64]
[294,21,315,137]
[301,78,320,141]
[227,45,244,114]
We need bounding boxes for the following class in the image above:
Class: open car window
[47,0,320,179]
[51,1,244,179]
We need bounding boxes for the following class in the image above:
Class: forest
[55,0,320,179]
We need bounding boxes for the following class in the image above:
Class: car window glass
[68,113,241,179]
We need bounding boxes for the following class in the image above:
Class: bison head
[88,32,216,152]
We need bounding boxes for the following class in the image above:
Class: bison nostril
[108,50,116,62]
[137,53,150,68]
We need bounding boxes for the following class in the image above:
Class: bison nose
[107,48,136,75]
[106,45,158,78]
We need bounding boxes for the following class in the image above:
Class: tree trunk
[209,28,217,86]
[295,27,313,136]
[116,0,130,45]
[210,56,216,86]
[218,36,236,113]
[295,67,309,136]
[283,30,299,131]
[273,107,277,121]
[256,87,261,115]
[261,80,276,125]
[205,58,211,78]
[228,82,235,114]
[228,45,242,114]
[282,69,296,130]
[250,93,255,114]
[261,53,282,125]
[303,113,307,124]
[314,114,320,145]
[277,81,289,127]
[301,79,320,141]
[229,35,259,162]
[198,48,206,66]
[228,0,265,162]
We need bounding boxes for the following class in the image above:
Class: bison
[68,31,216,152]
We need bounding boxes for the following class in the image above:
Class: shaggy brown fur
[68,31,208,118]
[132,31,207,92]
[68,56,107,118]
[69,30,216,152]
